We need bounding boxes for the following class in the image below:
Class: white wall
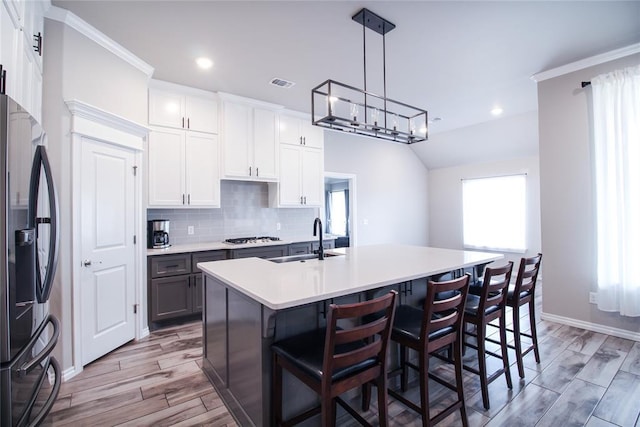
[428,156,542,267]
[42,19,149,372]
[537,52,640,335]
[324,132,429,246]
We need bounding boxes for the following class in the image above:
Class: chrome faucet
[313,217,324,260]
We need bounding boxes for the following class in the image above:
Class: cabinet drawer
[192,250,228,272]
[150,254,191,278]
[231,245,288,259]
[288,243,311,256]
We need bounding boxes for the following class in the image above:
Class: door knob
[83,260,92,267]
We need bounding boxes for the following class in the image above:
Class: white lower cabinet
[148,127,220,208]
[278,145,322,207]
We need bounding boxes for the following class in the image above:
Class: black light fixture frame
[311,8,428,144]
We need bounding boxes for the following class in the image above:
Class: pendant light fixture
[311,8,429,144]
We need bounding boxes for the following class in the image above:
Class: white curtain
[592,64,640,316]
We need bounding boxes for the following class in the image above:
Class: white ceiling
[52,1,640,168]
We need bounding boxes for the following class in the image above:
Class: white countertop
[146,235,337,256]
[198,244,503,310]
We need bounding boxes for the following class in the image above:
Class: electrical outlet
[188,226,194,235]
[589,292,597,304]
[276,222,281,230]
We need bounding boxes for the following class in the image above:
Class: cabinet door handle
[182,194,185,205]
[299,136,303,145]
[249,166,252,176]
[182,117,185,128]
[256,167,259,177]
[187,118,190,129]
[300,196,303,205]
[188,194,191,205]
[304,196,307,204]
[303,136,306,145]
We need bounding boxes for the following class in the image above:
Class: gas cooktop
[224,236,282,245]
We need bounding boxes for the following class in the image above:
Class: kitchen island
[198,244,502,426]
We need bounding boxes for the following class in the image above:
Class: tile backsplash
[147,181,319,245]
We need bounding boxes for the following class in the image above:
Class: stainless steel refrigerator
[0,94,61,426]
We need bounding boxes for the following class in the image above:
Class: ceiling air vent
[270,78,295,89]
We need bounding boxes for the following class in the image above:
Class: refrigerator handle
[26,357,61,427]
[15,314,60,376]
[28,145,59,303]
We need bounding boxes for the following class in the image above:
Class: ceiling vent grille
[270,78,295,89]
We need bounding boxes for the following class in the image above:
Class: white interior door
[80,137,136,365]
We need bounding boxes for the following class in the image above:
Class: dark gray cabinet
[311,239,335,252]
[148,250,227,325]
[230,245,288,259]
[150,275,192,321]
[288,242,311,255]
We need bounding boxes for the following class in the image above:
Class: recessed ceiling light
[491,107,503,116]
[196,57,213,70]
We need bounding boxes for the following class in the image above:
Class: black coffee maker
[147,219,170,249]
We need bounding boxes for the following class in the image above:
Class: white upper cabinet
[148,81,218,134]
[279,113,324,149]
[277,144,323,207]
[276,111,324,207]
[1,0,46,121]
[220,94,279,181]
[147,127,220,208]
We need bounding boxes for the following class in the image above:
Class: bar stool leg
[499,312,513,389]
[361,382,371,411]
[476,322,490,410]
[529,299,541,363]
[377,372,389,427]
[454,337,469,427]
[419,350,430,426]
[400,345,409,392]
[512,304,525,379]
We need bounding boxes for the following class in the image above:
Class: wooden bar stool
[462,262,513,410]
[271,290,397,427]
[388,274,471,426]
[505,254,542,378]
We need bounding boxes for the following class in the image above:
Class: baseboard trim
[139,327,150,340]
[62,365,81,382]
[541,312,640,342]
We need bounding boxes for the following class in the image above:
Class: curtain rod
[581,81,591,88]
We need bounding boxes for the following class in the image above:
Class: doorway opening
[324,172,356,247]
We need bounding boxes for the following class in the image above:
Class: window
[462,174,526,252]
[326,190,348,236]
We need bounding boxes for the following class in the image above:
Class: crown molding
[66,99,149,139]
[45,6,154,78]
[531,43,640,83]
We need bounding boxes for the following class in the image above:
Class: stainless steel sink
[268,252,342,263]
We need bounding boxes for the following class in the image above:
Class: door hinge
[133,165,138,176]
[133,304,138,314]
[133,235,137,244]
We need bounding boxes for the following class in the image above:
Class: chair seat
[464,294,500,317]
[391,305,454,343]
[271,328,377,382]
[507,287,530,301]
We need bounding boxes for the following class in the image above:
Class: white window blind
[462,174,526,252]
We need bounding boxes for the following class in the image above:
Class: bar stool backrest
[323,291,397,376]
[513,254,542,297]
[422,274,471,342]
[478,262,514,314]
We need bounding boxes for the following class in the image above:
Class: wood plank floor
[45,287,640,426]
